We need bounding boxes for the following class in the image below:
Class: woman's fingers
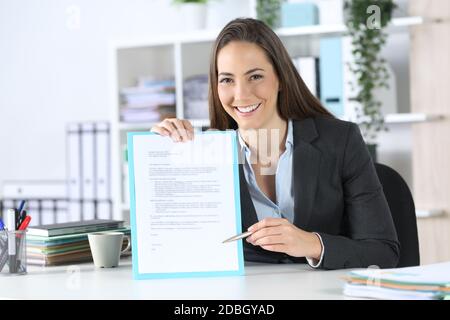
[253,234,284,246]
[159,119,182,141]
[150,125,171,137]
[171,118,192,141]
[182,119,195,140]
[248,217,288,232]
[247,225,284,244]
[150,118,194,142]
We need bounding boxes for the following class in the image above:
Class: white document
[128,131,244,279]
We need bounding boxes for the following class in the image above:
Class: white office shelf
[118,122,156,131]
[416,209,447,219]
[112,16,423,49]
[384,113,445,124]
[344,113,446,125]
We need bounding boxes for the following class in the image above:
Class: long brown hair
[208,18,333,130]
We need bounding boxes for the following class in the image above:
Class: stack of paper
[120,79,176,123]
[343,262,450,300]
[26,226,131,266]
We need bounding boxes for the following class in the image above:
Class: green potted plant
[256,0,283,29]
[344,0,397,161]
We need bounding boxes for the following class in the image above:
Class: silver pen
[222,231,253,243]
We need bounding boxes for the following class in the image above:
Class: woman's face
[217,41,281,130]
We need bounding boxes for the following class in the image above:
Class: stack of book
[26,219,131,266]
[120,78,176,123]
[343,261,450,300]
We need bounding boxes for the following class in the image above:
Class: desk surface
[0,257,355,300]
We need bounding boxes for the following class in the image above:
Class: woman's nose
[234,81,252,101]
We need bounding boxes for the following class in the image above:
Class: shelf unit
[109,16,427,221]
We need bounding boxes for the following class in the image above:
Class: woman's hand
[150,118,194,142]
[246,218,322,260]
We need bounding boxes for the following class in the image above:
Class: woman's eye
[250,74,263,81]
[219,78,233,84]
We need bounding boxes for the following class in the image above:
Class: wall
[0,0,189,188]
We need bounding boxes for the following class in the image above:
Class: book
[26,226,131,244]
[27,239,131,266]
[343,261,450,300]
[26,226,131,266]
[26,219,124,237]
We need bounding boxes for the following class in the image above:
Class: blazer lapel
[238,163,259,230]
[292,118,321,230]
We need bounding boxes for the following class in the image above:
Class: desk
[0,257,354,299]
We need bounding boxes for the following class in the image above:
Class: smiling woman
[209,19,331,131]
[216,42,281,131]
[150,18,401,270]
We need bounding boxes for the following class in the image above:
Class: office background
[0,0,449,264]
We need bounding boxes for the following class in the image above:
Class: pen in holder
[0,205,29,275]
[0,230,28,275]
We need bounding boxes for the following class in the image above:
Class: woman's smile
[234,102,262,117]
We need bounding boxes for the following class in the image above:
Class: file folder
[281,2,319,27]
[94,122,111,201]
[67,123,83,221]
[320,37,344,117]
[81,123,95,201]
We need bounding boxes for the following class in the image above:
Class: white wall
[0,0,191,187]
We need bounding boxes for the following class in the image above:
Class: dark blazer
[240,116,400,270]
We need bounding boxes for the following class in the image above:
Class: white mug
[88,232,131,268]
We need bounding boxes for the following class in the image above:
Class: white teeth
[236,103,260,113]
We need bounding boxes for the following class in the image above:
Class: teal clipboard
[127,131,244,279]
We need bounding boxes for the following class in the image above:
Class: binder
[66,122,113,221]
[95,122,111,201]
[281,2,319,27]
[97,200,112,220]
[296,56,320,98]
[81,123,95,201]
[80,123,95,220]
[82,201,96,220]
[67,123,83,221]
[320,37,344,117]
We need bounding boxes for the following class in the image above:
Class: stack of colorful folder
[26,226,131,266]
[343,261,450,300]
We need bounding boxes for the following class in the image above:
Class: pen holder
[0,230,27,275]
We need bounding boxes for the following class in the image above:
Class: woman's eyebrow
[218,68,265,77]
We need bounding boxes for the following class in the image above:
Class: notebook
[26,219,124,237]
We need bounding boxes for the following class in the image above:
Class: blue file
[281,2,319,27]
[320,37,344,117]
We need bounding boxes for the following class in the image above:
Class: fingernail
[248,226,254,232]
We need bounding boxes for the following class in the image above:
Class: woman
[151,18,399,269]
